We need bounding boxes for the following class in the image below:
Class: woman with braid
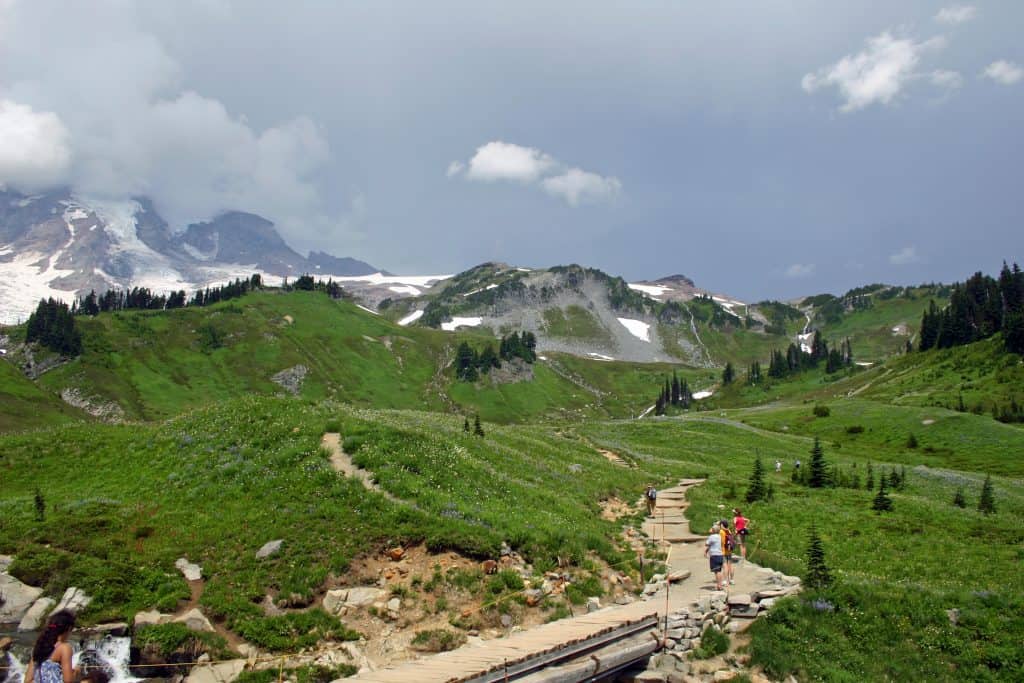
[24,610,80,683]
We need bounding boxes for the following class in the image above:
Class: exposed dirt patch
[599,496,635,521]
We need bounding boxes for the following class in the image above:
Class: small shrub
[691,626,729,659]
[487,569,525,595]
[324,420,341,433]
[233,610,359,652]
[812,405,831,418]
[341,436,365,453]
[906,433,918,449]
[845,425,864,434]
[411,628,466,652]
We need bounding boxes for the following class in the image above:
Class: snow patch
[516,267,532,272]
[441,316,483,331]
[712,296,744,318]
[629,283,672,298]
[388,285,421,295]
[692,390,714,400]
[462,283,500,297]
[398,309,424,326]
[356,304,378,315]
[586,352,615,361]
[617,317,651,342]
[855,361,874,367]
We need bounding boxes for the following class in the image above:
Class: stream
[2,630,137,683]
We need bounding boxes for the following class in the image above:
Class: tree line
[453,331,538,381]
[918,262,1024,355]
[654,370,694,415]
[765,332,853,381]
[25,298,82,356]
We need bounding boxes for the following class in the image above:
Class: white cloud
[541,168,621,206]
[889,246,920,265]
[451,140,620,206]
[0,99,71,190]
[982,60,1024,85]
[446,160,464,178]
[785,263,815,278]
[463,141,556,183]
[0,0,345,244]
[930,69,964,89]
[934,6,977,25]
[802,32,946,111]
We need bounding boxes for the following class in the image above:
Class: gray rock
[323,589,348,615]
[759,598,777,610]
[0,574,43,622]
[18,597,56,631]
[730,604,759,618]
[174,558,203,582]
[344,587,383,607]
[386,597,401,613]
[270,365,308,395]
[666,570,690,583]
[586,596,601,612]
[500,614,513,628]
[173,608,214,632]
[630,671,667,682]
[133,610,169,628]
[726,593,751,606]
[51,587,90,615]
[0,555,13,572]
[183,660,246,683]
[255,539,283,559]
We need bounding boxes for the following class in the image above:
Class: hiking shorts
[709,555,724,572]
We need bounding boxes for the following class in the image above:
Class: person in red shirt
[732,508,749,560]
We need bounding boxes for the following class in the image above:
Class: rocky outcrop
[270,365,307,395]
[60,387,125,421]
[18,597,56,631]
[175,558,203,582]
[322,587,385,616]
[0,573,43,622]
[51,587,91,615]
[255,539,283,559]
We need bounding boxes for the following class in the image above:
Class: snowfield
[628,283,673,298]
[441,316,483,331]
[692,390,714,400]
[617,317,651,342]
[356,304,378,315]
[397,310,424,326]
[332,272,452,288]
[388,285,421,296]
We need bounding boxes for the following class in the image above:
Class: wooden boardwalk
[352,481,706,682]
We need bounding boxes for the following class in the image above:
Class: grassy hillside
[0,396,660,644]
[1,290,711,430]
[583,414,1024,681]
[0,357,86,431]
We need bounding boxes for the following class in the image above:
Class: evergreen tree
[671,371,681,406]
[872,479,893,512]
[805,526,832,589]
[906,433,918,449]
[808,438,829,488]
[866,462,874,491]
[952,487,966,508]
[473,414,485,437]
[454,342,479,381]
[463,416,470,433]
[722,362,735,385]
[978,475,996,514]
[33,488,45,522]
[897,466,907,491]
[746,456,767,503]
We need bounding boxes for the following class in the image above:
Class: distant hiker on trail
[24,610,78,683]
[704,522,725,590]
[733,508,749,560]
[720,520,735,585]
[775,460,782,473]
[645,485,657,516]
[795,459,801,471]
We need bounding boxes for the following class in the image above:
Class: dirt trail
[321,432,402,504]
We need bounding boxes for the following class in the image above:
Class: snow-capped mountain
[0,188,391,324]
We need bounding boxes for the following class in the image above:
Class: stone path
[350,480,791,682]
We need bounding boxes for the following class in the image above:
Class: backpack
[724,529,737,552]
[647,487,657,500]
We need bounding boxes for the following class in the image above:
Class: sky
[0,0,1021,300]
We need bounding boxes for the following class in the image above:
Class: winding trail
[351,479,788,682]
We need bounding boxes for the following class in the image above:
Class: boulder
[133,610,170,628]
[344,587,383,607]
[18,597,56,631]
[759,598,777,610]
[174,558,203,582]
[666,570,691,583]
[0,574,43,622]
[255,540,283,559]
[183,660,246,683]
[0,555,13,572]
[586,596,601,613]
[173,608,215,632]
[727,593,751,606]
[386,597,401,613]
[727,618,755,634]
[323,589,348,616]
[51,587,91,615]
[714,670,738,681]
[753,589,787,601]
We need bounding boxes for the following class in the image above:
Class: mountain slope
[0,189,379,324]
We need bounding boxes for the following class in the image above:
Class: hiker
[794,459,801,471]
[704,523,725,590]
[775,459,782,473]
[733,508,749,560]
[24,610,78,683]
[645,484,657,516]
[720,520,735,585]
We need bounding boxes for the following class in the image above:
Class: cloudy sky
[0,1,1021,299]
